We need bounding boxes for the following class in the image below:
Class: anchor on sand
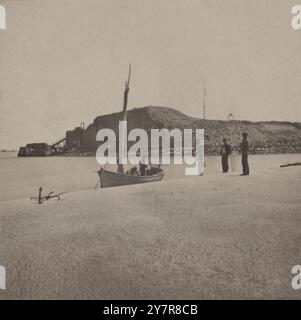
[30,186,66,204]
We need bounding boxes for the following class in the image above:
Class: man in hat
[240,132,249,175]
[220,138,231,173]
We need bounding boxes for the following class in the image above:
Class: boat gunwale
[98,168,165,180]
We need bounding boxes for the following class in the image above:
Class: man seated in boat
[126,166,138,176]
[146,164,162,176]
[126,163,162,176]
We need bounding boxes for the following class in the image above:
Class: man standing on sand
[220,138,231,173]
[240,132,249,175]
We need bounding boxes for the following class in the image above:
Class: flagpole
[203,82,206,120]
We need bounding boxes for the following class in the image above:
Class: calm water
[0,152,300,201]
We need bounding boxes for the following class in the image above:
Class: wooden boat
[98,168,165,188]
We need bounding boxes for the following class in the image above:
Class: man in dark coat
[240,132,249,175]
[220,138,231,173]
[139,161,147,176]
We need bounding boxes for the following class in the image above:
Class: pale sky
[0,0,301,149]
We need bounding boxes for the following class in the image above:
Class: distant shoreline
[3,150,301,157]
[24,150,301,157]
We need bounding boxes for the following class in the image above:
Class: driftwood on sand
[280,162,301,168]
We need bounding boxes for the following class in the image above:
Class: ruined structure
[65,127,84,150]
[18,143,50,157]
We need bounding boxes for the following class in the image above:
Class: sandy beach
[0,165,300,299]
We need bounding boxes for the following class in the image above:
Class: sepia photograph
[0,0,300,310]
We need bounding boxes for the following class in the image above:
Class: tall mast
[122,64,131,121]
[118,65,131,173]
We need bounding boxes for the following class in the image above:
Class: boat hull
[98,169,164,188]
